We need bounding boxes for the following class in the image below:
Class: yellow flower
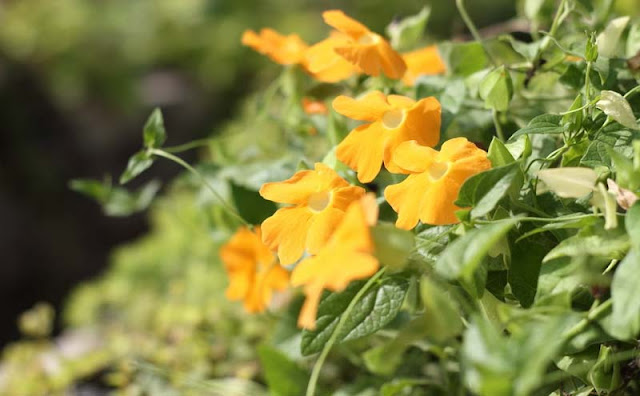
[322,10,406,79]
[291,194,379,329]
[220,226,290,313]
[384,138,491,228]
[259,163,366,265]
[304,32,360,82]
[242,28,308,65]
[333,91,441,183]
[401,45,446,86]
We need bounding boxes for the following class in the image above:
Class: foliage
[4,1,640,395]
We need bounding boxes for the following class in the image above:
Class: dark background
[0,0,523,347]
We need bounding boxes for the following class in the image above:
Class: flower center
[382,109,405,129]
[308,191,332,212]
[358,33,379,45]
[428,161,450,180]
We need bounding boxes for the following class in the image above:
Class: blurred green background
[0,0,638,348]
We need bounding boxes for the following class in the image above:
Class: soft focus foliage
[4,1,640,395]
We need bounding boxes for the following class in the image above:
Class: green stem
[306,268,387,396]
[149,148,250,226]
[455,0,497,65]
[532,0,570,66]
[163,138,213,154]
[476,213,600,225]
[492,109,505,141]
[562,299,612,340]
[584,60,593,117]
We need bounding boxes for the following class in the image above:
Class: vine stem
[561,299,612,340]
[455,0,497,66]
[306,268,387,396]
[163,138,213,154]
[149,148,250,226]
[492,109,505,141]
[532,0,570,66]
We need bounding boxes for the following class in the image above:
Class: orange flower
[304,32,360,82]
[321,10,406,79]
[302,97,329,115]
[242,28,308,65]
[401,45,446,86]
[220,226,290,313]
[384,138,491,229]
[333,91,441,183]
[291,195,379,329]
[259,163,366,265]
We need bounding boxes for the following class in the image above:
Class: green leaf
[588,345,622,392]
[120,150,154,184]
[463,314,573,396]
[386,7,430,51]
[229,182,277,224]
[580,126,637,168]
[488,137,515,167]
[596,90,639,130]
[103,180,161,217]
[71,178,161,217]
[439,41,489,76]
[143,108,166,148]
[626,202,640,250]
[508,238,545,308]
[510,114,563,139]
[456,162,522,218]
[504,134,531,161]
[608,249,640,340]
[435,218,520,297]
[596,16,630,58]
[371,223,414,270]
[257,345,308,396]
[479,66,513,111]
[69,178,110,202]
[420,277,463,341]
[411,226,453,265]
[543,225,630,262]
[300,276,408,356]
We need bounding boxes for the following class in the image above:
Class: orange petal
[332,91,390,121]
[335,40,406,79]
[401,45,446,86]
[384,173,431,230]
[259,163,348,205]
[389,140,438,174]
[325,199,375,253]
[336,122,387,183]
[386,95,415,108]
[360,192,379,226]
[418,177,463,225]
[261,207,313,265]
[331,185,367,211]
[304,34,358,82]
[305,207,345,255]
[297,283,323,329]
[322,10,369,37]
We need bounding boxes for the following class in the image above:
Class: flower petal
[261,207,313,265]
[418,177,462,225]
[389,140,437,174]
[336,122,387,183]
[322,10,369,37]
[401,45,446,86]
[385,173,431,229]
[259,163,348,205]
[335,40,406,79]
[304,34,359,82]
[306,207,344,255]
[332,91,389,121]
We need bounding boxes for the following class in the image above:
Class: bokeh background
[0,0,637,349]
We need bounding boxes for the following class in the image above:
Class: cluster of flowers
[221,10,491,329]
